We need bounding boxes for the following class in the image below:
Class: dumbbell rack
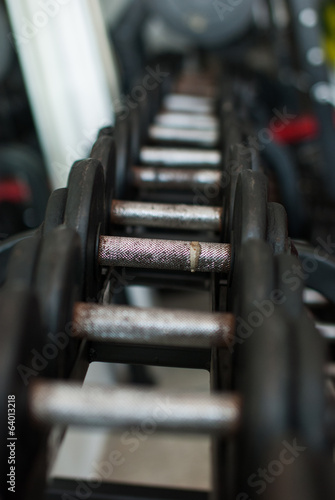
[1,60,335,500]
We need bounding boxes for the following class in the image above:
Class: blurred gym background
[1,0,335,490]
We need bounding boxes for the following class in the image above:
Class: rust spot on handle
[190,241,201,272]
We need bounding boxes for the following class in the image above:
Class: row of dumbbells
[1,64,335,500]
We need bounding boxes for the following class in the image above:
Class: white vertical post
[5,0,120,189]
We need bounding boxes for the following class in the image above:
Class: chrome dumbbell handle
[73,303,235,349]
[111,200,222,231]
[98,236,231,273]
[30,381,241,436]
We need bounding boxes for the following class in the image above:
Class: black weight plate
[138,94,151,145]
[149,82,161,123]
[114,113,131,199]
[229,236,274,322]
[35,226,82,379]
[64,159,105,301]
[128,106,142,165]
[235,238,275,319]
[159,53,183,99]
[229,168,268,305]
[263,452,335,500]
[293,313,326,451]
[232,169,268,252]
[0,288,47,500]
[267,202,289,255]
[223,240,275,499]
[222,127,252,243]
[128,96,151,165]
[276,253,304,319]
[230,239,276,403]
[43,188,68,236]
[90,131,116,224]
[214,133,250,318]
[5,234,41,288]
[236,308,291,498]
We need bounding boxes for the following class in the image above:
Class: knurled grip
[98,236,231,273]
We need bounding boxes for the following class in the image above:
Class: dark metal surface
[266,202,289,255]
[64,159,105,300]
[236,310,292,498]
[35,227,82,378]
[232,170,268,250]
[90,131,117,224]
[43,188,68,236]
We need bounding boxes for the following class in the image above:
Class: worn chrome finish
[111,200,222,231]
[98,236,231,273]
[73,303,235,349]
[155,112,218,130]
[163,94,214,114]
[30,381,241,435]
[132,166,222,190]
[148,125,218,148]
[140,147,221,167]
